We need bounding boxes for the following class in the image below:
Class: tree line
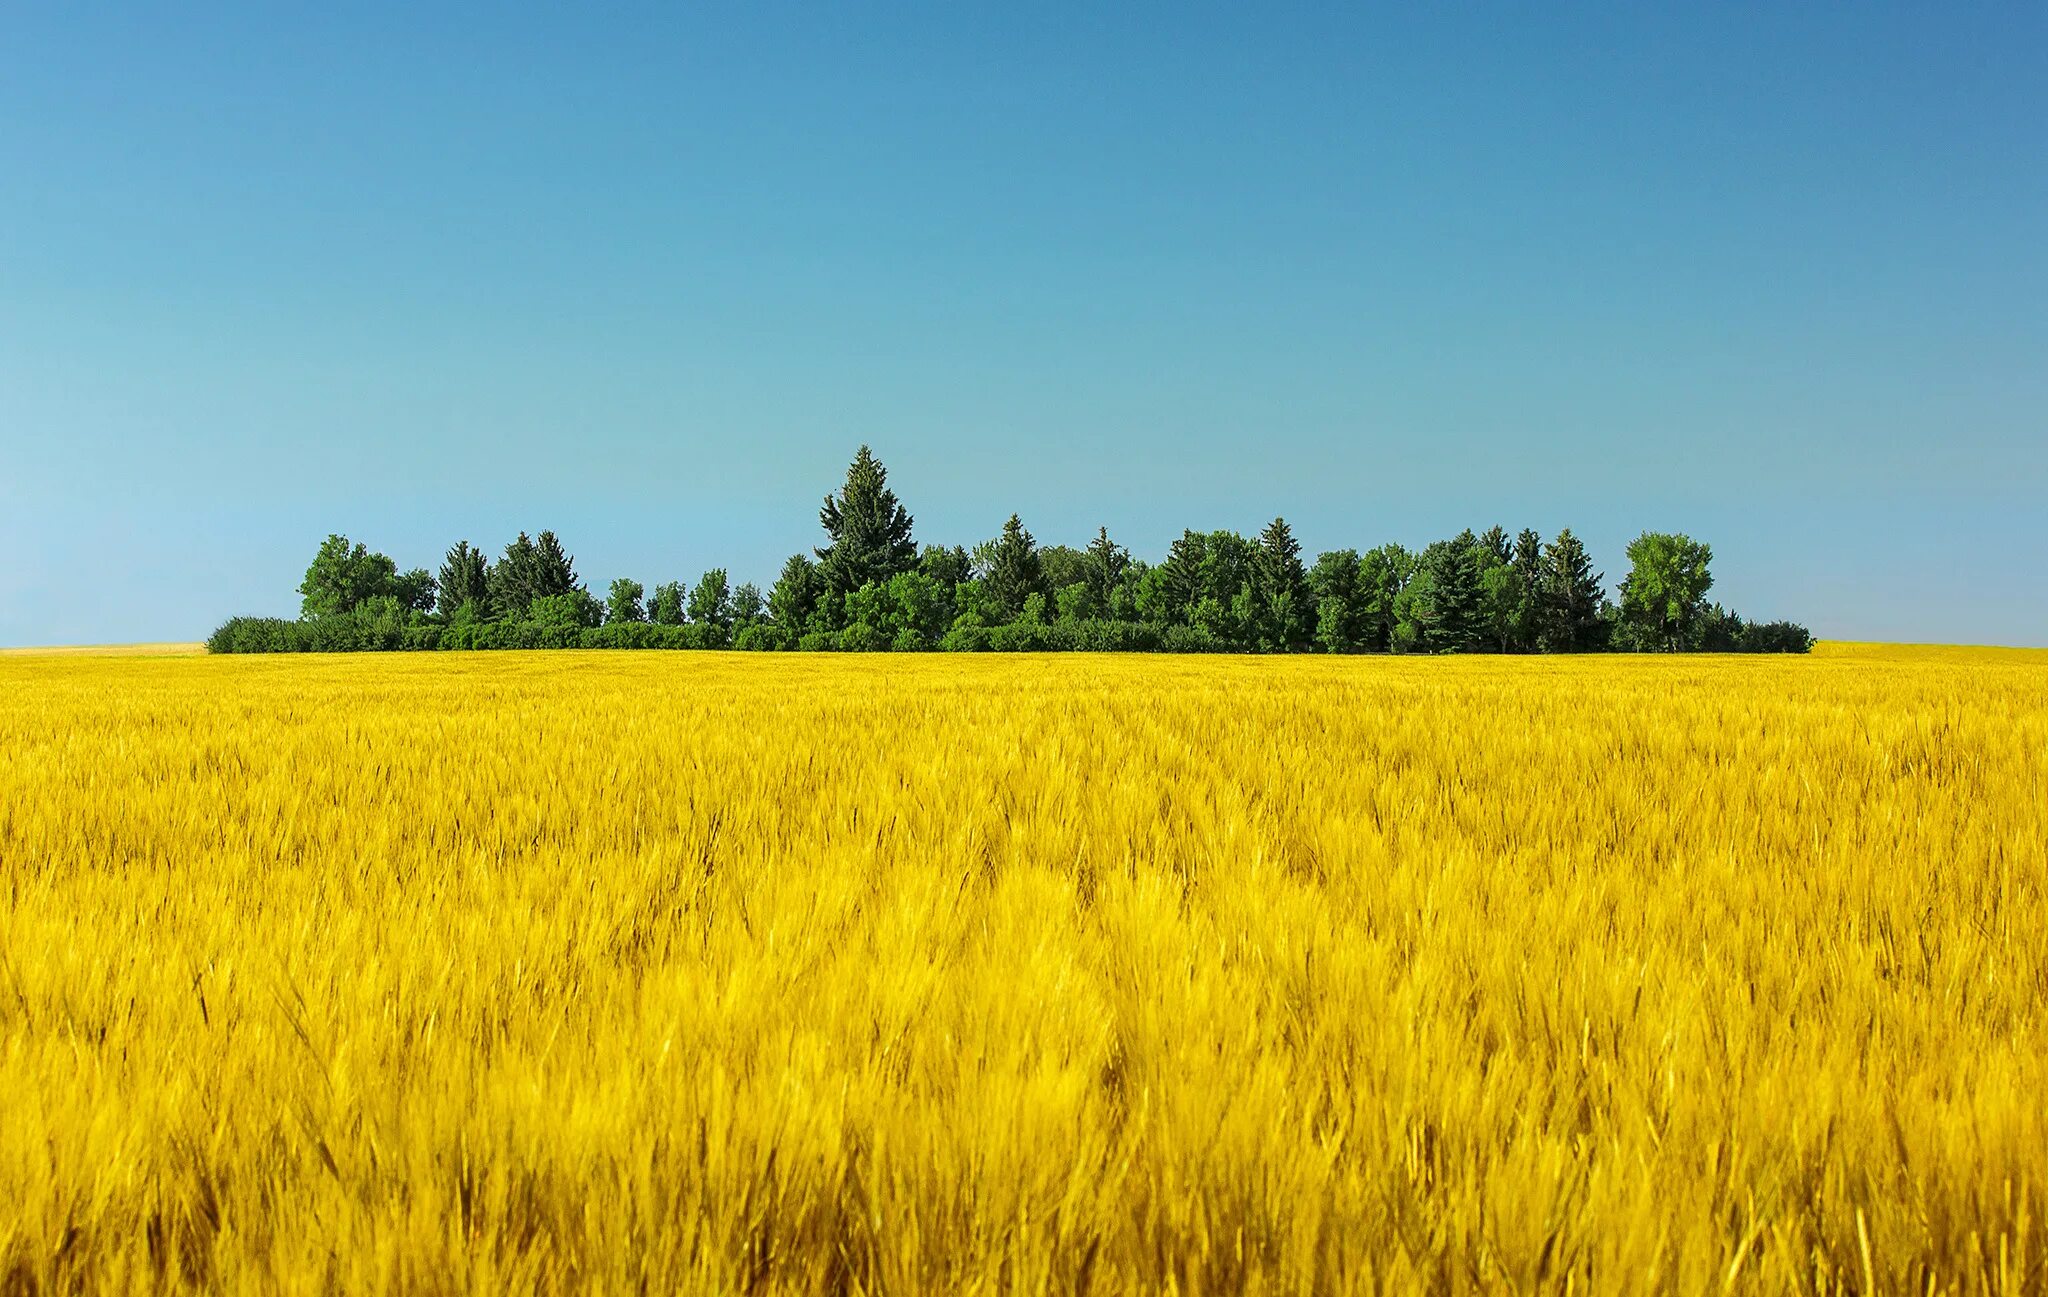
[208,446,1812,655]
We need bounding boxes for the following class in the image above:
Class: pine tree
[1252,517,1311,651]
[1539,528,1607,652]
[532,531,580,598]
[1156,531,1207,624]
[436,541,490,618]
[981,515,1044,622]
[1415,536,1483,652]
[487,533,540,620]
[1084,526,1130,614]
[817,446,917,599]
[769,554,819,631]
[1511,528,1544,651]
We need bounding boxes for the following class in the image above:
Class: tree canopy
[214,447,1811,656]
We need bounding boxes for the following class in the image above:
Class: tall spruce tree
[487,533,541,620]
[769,554,820,631]
[981,514,1045,622]
[1538,528,1607,652]
[436,541,490,618]
[1252,517,1312,651]
[1413,534,1483,652]
[1511,528,1544,651]
[532,531,580,598]
[817,446,917,599]
[1084,526,1130,615]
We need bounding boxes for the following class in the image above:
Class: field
[2,644,2044,1294]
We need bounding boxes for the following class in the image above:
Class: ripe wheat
[1,644,2043,1293]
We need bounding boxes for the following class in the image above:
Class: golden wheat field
[1,644,2044,1295]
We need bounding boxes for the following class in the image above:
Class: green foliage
[437,542,489,618]
[769,554,820,631]
[817,446,917,600]
[1619,532,1714,652]
[224,447,1804,656]
[649,581,686,626]
[1538,529,1607,652]
[299,534,400,618]
[689,569,733,632]
[980,515,1045,623]
[1252,517,1311,651]
[606,578,646,625]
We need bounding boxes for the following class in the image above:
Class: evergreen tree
[817,446,917,599]
[1252,517,1312,651]
[1084,526,1130,614]
[1538,528,1607,652]
[436,541,489,618]
[532,531,580,598]
[981,514,1045,622]
[1478,525,1512,568]
[487,532,540,620]
[769,554,820,631]
[1412,536,1483,652]
[1155,531,1207,624]
[1511,528,1544,651]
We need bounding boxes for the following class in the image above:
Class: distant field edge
[0,642,207,657]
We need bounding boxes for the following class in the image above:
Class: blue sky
[3,4,2043,645]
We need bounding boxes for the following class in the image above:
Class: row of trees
[208,447,1811,655]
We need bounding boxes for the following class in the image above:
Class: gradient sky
[3,4,2044,646]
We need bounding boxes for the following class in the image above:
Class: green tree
[1252,517,1312,651]
[1406,535,1483,652]
[391,568,437,616]
[532,531,580,598]
[648,581,686,626]
[1152,531,1207,625]
[436,542,489,619]
[731,582,765,628]
[606,578,646,624]
[1084,527,1130,616]
[688,569,733,631]
[1039,545,1089,596]
[487,533,541,620]
[817,446,917,599]
[918,544,972,590]
[769,554,820,631]
[1309,549,1363,653]
[980,515,1045,622]
[1510,529,1544,651]
[298,534,399,618]
[1619,532,1714,651]
[1478,562,1524,652]
[1357,544,1413,652]
[1538,528,1607,652]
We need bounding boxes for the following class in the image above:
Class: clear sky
[3,4,2044,646]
